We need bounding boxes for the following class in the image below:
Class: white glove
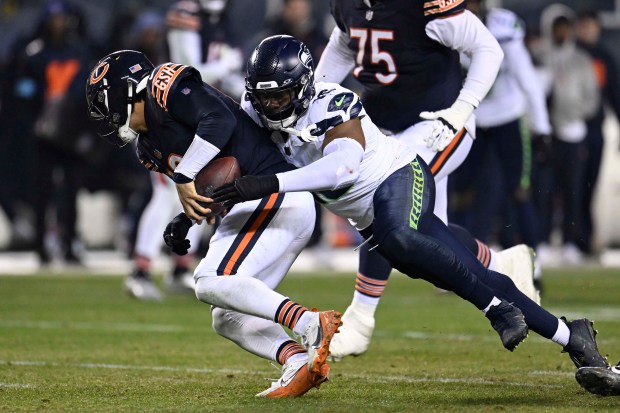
[419,99,475,152]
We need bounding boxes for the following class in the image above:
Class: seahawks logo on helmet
[299,46,312,70]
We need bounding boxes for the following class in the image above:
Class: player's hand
[175,181,212,222]
[212,175,279,205]
[163,213,193,255]
[420,100,474,152]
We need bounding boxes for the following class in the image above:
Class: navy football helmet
[245,35,315,130]
[86,50,154,147]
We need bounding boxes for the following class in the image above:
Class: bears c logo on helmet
[89,61,109,84]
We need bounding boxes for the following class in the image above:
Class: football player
[86,50,340,398]
[213,36,611,391]
[311,0,538,360]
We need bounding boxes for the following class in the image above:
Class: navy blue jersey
[137,63,293,178]
[330,0,466,133]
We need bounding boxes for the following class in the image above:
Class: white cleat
[298,311,342,374]
[496,244,540,304]
[124,274,163,301]
[328,303,375,362]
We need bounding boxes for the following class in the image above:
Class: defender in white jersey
[212,36,613,391]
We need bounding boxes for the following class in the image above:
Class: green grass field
[1,268,620,412]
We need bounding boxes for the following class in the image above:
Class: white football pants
[194,191,316,361]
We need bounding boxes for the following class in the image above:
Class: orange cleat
[300,310,343,375]
[256,358,330,398]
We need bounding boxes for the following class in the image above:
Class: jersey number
[350,28,397,85]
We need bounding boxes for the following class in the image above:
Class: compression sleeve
[425,10,503,107]
[314,27,356,84]
[275,138,364,193]
[503,39,552,135]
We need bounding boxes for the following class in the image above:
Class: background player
[86,50,340,398]
[312,0,537,360]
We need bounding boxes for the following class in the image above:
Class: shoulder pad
[487,8,525,42]
[423,0,466,20]
[149,63,200,110]
[166,0,202,31]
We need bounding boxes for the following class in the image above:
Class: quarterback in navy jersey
[86,50,342,398]
[314,0,539,360]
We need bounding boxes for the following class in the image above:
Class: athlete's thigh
[194,192,315,286]
[394,121,473,182]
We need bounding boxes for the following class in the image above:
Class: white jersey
[474,8,551,134]
[241,82,415,230]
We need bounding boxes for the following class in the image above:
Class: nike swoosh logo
[335,95,345,107]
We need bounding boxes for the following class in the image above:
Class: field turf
[1,268,620,412]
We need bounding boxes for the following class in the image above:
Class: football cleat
[562,318,609,368]
[575,365,620,396]
[165,267,195,294]
[124,270,163,301]
[328,303,375,362]
[298,311,342,375]
[496,244,540,304]
[485,300,529,351]
[256,358,329,398]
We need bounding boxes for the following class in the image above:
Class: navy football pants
[367,157,558,339]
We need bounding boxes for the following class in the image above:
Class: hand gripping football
[194,157,241,217]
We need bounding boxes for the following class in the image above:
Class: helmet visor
[87,88,125,146]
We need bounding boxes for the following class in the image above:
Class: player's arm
[211,119,365,204]
[504,38,551,135]
[421,8,504,151]
[168,77,237,221]
[315,26,356,84]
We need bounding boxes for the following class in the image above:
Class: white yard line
[0,359,563,389]
[0,382,36,388]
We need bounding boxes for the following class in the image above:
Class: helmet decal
[89,61,109,84]
[299,47,312,70]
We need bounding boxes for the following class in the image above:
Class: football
[194,156,241,217]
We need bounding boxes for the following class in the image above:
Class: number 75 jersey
[329,0,466,133]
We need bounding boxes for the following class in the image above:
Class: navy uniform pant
[366,156,559,339]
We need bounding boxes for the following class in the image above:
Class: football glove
[163,213,193,256]
[211,175,279,205]
[419,100,474,152]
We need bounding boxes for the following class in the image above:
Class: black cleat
[562,318,609,368]
[485,300,529,351]
[575,365,620,396]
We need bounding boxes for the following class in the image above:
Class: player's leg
[127,172,173,301]
[194,192,341,396]
[373,158,608,366]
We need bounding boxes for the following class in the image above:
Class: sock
[482,296,502,314]
[135,254,151,272]
[351,293,380,317]
[354,273,387,306]
[475,239,492,268]
[274,298,309,333]
[551,318,570,347]
[487,249,499,272]
[276,340,307,365]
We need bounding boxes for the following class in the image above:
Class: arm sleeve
[314,26,356,84]
[425,10,504,107]
[503,39,552,134]
[276,137,364,193]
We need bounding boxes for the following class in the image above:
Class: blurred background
[0,0,619,276]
